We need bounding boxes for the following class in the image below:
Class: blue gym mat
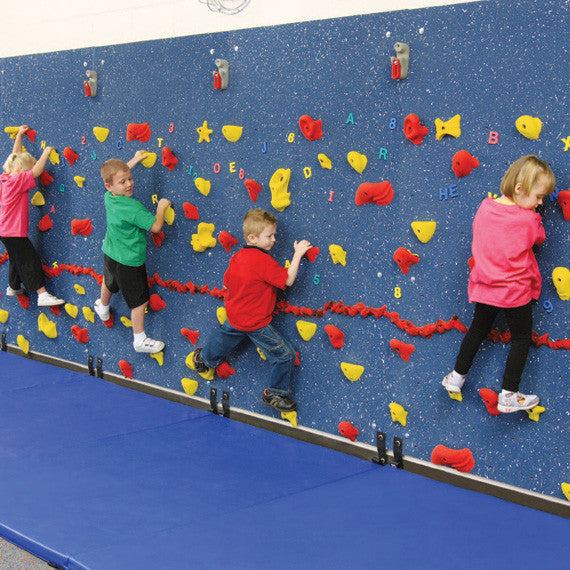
[0,350,568,569]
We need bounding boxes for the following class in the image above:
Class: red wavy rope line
[0,254,567,350]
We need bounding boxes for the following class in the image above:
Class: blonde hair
[243,208,277,241]
[3,152,36,174]
[500,155,556,198]
[100,159,130,185]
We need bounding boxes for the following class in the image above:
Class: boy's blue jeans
[201,320,296,396]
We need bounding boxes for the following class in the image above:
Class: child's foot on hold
[497,391,539,413]
[133,337,165,354]
[6,286,25,296]
[261,389,297,412]
[442,371,465,393]
[94,299,111,322]
[192,348,211,374]
[37,292,65,306]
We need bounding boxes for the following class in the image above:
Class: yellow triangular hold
[93,127,110,142]
[296,320,317,341]
[121,316,133,328]
[347,151,367,173]
[0,308,9,323]
[222,125,243,142]
[17,334,29,355]
[329,244,347,266]
[181,377,199,396]
[526,405,545,422]
[216,306,227,324]
[269,168,291,212]
[38,312,57,339]
[195,177,211,197]
[74,176,86,188]
[31,191,45,206]
[281,410,298,427]
[49,148,60,165]
[448,391,463,402]
[74,284,86,295]
[185,351,215,380]
[257,347,267,360]
[411,221,437,244]
[83,306,95,323]
[389,402,408,426]
[318,153,332,169]
[164,205,175,226]
[150,351,164,366]
[561,482,570,501]
[65,303,78,318]
[341,362,364,382]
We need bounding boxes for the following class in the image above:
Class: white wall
[2,0,481,58]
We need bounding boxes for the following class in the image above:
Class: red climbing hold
[183,202,199,220]
[305,246,320,263]
[50,305,61,316]
[126,122,151,142]
[71,218,93,236]
[63,147,79,166]
[149,293,166,312]
[119,360,133,379]
[17,294,29,309]
[404,114,429,146]
[295,351,300,366]
[338,421,359,442]
[355,181,394,206]
[393,247,419,274]
[389,338,415,361]
[452,150,479,178]
[162,146,178,171]
[216,361,235,379]
[152,231,164,247]
[324,324,345,348]
[558,190,570,221]
[103,313,114,328]
[244,179,262,202]
[39,171,54,187]
[181,328,199,344]
[25,129,36,142]
[38,214,53,232]
[478,388,502,416]
[218,231,239,252]
[298,114,323,141]
[71,325,89,343]
[431,445,475,473]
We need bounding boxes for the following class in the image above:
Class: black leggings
[0,237,46,293]
[454,301,533,393]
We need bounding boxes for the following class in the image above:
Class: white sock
[452,370,466,380]
[98,300,109,309]
[133,331,146,345]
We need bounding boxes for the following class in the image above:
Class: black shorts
[103,254,150,309]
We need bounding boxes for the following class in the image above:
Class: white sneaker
[442,371,465,393]
[6,286,25,296]
[37,292,65,306]
[133,337,165,354]
[94,299,111,322]
[497,391,539,413]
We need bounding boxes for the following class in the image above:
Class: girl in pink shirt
[442,156,556,413]
[0,125,64,307]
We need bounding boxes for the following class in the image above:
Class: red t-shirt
[223,246,289,331]
[0,170,35,237]
[468,198,545,308]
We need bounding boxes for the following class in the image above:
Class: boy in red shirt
[192,208,312,412]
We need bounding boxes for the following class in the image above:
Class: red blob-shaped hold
[119,360,133,379]
[431,445,475,473]
[181,328,199,344]
[393,247,419,274]
[452,150,479,178]
[404,114,429,145]
[152,231,164,247]
[149,293,166,312]
[219,230,239,252]
[216,361,235,379]
[478,388,502,416]
[103,313,114,328]
[38,214,53,232]
[50,305,61,316]
[338,421,359,442]
[183,202,199,220]
[71,218,93,236]
[162,146,178,171]
[324,324,345,348]
[305,246,320,263]
[25,129,37,143]
[17,294,29,309]
[71,325,89,343]
[557,190,570,221]
[126,122,151,142]
[389,338,415,361]
[244,179,262,202]
[298,114,323,141]
[39,171,54,187]
[63,147,79,166]
[355,181,394,206]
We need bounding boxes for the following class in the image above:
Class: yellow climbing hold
[65,303,78,318]
[191,222,217,252]
[31,191,45,206]
[186,351,215,380]
[341,362,364,382]
[93,127,110,142]
[435,114,461,140]
[515,115,542,140]
[150,351,164,366]
[270,168,291,212]
[121,316,133,328]
[181,377,199,396]
[562,482,570,501]
[195,177,211,196]
[296,320,317,341]
[222,125,243,142]
[38,312,57,339]
[217,306,227,325]
[17,334,29,355]
[73,176,86,188]
[141,152,157,168]
[526,405,545,422]
[347,151,367,173]
[411,221,437,244]
[281,410,298,427]
[257,347,267,360]
[389,402,408,426]
[4,126,19,138]
[83,306,95,323]
[48,148,60,165]
[448,391,463,402]
[0,309,9,323]
[329,244,347,266]
[74,284,86,295]
[318,153,332,169]
[196,120,213,143]
[164,205,175,226]
[552,267,570,300]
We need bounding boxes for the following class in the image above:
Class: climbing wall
[0,0,568,499]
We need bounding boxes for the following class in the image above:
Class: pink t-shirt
[0,170,36,237]
[468,197,545,308]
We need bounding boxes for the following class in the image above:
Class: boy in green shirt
[94,151,170,353]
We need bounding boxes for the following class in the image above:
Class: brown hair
[100,159,130,185]
[500,155,556,198]
[243,208,277,241]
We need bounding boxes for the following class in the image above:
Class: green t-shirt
[102,191,156,267]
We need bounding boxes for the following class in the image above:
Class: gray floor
[0,537,50,569]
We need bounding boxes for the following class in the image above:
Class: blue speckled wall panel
[0,0,568,497]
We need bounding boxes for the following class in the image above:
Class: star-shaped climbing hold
[562,136,570,151]
[197,120,213,143]
[526,405,545,422]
